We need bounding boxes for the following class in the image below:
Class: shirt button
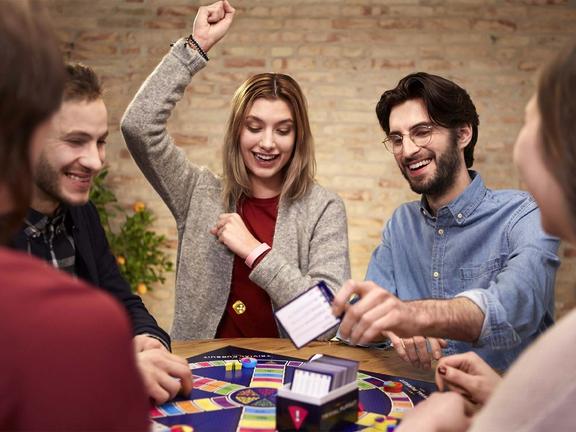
[457,213,463,219]
[433,271,440,278]
[438,228,444,236]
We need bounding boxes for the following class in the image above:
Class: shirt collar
[419,170,487,224]
[25,206,68,236]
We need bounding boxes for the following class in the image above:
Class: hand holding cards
[274,281,340,348]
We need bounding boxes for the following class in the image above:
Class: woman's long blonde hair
[221,73,316,209]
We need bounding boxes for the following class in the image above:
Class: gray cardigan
[121,38,351,340]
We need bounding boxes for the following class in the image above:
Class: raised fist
[193,0,235,53]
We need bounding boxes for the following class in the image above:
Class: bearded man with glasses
[332,72,560,372]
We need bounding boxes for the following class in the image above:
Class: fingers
[402,337,422,368]
[137,350,194,405]
[210,213,236,239]
[223,0,235,14]
[152,371,183,403]
[179,370,195,397]
[400,336,435,369]
[341,283,394,344]
[206,1,226,24]
[193,1,235,52]
[427,337,444,361]
[332,279,356,316]
[386,332,410,363]
[438,365,479,400]
[437,351,491,380]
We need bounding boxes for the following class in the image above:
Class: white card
[275,281,341,348]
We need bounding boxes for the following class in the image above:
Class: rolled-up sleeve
[457,206,560,349]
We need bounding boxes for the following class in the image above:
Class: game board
[151,346,435,431]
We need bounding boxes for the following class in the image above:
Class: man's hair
[538,40,576,235]
[0,0,64,243]
[376,72,480,168]
[221,73,316,208]
[63,63,102,103]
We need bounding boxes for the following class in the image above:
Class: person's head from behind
[222,73,315,207]
[32,63,108,215]
[376,72,479,197]
[514,41,576,242]
[0,0,64,244]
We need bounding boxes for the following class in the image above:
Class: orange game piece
[383,381,403,393]
[170,425,194,432]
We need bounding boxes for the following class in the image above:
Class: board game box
[150,346,435,431]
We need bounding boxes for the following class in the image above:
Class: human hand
[133,334,166,353]
[386,331,447,370]
[137,349,194,404]
[210,212,261,259]
[192,0,235,52]
[436,351,501,407]
[332,280,422,345]
[396,392,472,432]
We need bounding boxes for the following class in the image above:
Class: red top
[0,248,149,431]
[216,195,280,338]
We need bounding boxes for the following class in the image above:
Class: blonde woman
[121,1,350,339]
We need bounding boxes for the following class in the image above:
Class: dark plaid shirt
[22,207,76,276]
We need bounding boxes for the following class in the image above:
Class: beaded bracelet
[185,34,209,61]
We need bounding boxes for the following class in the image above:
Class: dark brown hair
[376,72,480,168]
[0,0,64,243]
[222,73,315,208]
[63,63,102,103]
[537,41,576,234]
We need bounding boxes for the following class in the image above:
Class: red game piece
[170,425,194,432]
[383,381,403,393]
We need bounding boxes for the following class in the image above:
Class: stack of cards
[274,281,341,348]
[290,354,359,398]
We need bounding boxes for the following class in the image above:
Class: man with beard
[332,72,560,372]
[12,63,193,404]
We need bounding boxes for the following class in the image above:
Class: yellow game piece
[233,360,242,371]
[225,361,233,372]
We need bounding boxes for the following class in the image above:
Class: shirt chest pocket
[459,257,504,290]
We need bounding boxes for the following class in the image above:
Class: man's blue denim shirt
[366,171,560,371]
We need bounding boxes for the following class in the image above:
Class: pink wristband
[245,242,271,269]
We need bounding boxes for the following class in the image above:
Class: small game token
[170,425,194,432]
[383,381,403,393]
[374,416,387,431]
[241,357,257,368]
[233,360,242,371]
[225,361,233,372]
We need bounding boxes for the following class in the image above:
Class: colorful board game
[151,346,435,431]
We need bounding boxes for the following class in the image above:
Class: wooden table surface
[173,338,435,383]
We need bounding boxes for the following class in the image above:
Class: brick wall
[45,0,576,332]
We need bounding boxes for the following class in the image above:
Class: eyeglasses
[382,124,436,155]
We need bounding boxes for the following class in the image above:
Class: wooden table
[173,338,435,383]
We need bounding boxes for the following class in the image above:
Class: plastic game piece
[383,381,403,393]
[374,416,387,431]
[233,360,242,371]
[241,357,257,368]
[170,425,194,432]
[225,361,233,372]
